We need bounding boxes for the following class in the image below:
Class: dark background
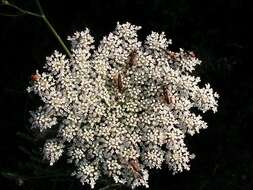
[0,0,252,189]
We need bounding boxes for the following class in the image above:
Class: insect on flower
[167,51,179,61]
[160,47,178,61]
[31,74,40,81]
[128,159,142,178]
[187,51,196,58]
[113,73,124,93]
[127,50,138,67]
[162,86,176,105]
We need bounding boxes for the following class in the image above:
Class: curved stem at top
[1,0,72,58]
[35,0,72,58]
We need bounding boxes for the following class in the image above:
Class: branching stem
[1,0,71,57]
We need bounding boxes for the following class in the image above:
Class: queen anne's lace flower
[27,22,219,189]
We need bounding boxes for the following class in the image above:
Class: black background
[0,0,252,189]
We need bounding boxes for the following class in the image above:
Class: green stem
[1,3,41,17]
[41,15,71,57]
[35,0,72,57]
[1,0,72,57]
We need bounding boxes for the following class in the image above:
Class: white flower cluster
[27,22,219,189]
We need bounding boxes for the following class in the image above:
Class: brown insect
[163,86,176,105]
[113,73,123,93]
[188,51,196,58]
[168,51,178,61]
[160,47,178,61]
[127,50,138,67]
[31,74,40,81]
[128,159,142,178]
